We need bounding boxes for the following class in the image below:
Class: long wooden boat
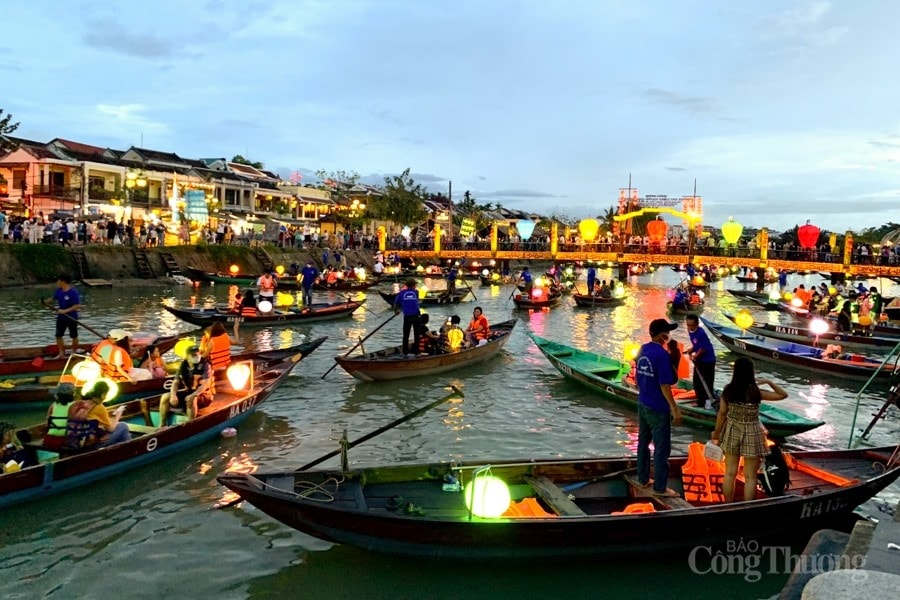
[162,300,363,327]
[667,299,704,315]
[480,273,511,286]
[334,320,516,381]
[0,337,326,508]
[735,274,777,284]
[722,313,900,352]
[185,268,310,291]
[0,338,326,411]
[700,317,898,381]
[529,335,822,438]
[313,279,378,292]
[727,289,780,308]
[0,331,185,379]
[571,293,625,308]
[513,290,562,309]
[378,290,469,306]
[218,445,900,560]
[741,296,900,337]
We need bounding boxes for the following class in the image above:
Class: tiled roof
[51,138,107,156]
[130,147,184,163]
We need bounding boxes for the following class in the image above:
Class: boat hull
[163,301,362,327]
[571,294,625,308]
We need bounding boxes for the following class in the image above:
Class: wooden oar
[459,271,477,301]
[296,384,465,471]
[320,312,398,378]
[40,298,105,340]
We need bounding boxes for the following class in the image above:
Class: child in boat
[140,344,168,378]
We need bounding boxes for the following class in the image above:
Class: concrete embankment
[0,244,377,288]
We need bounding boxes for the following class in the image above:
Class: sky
[2,0,900,233]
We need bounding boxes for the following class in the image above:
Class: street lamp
[124,169,147,224]
[349,198,366,228]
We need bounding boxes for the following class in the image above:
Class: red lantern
[646,218,668,243]
[797,220,820,249]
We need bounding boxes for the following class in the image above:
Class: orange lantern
[646,218,668,243]
[229,264,239,275]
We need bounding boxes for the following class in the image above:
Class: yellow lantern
[229,264,239,275]
[81,377,119,403]
[275,265,285,276]
[578,218,600,243]
[734,310,754,330]
[464,475,511,518]
[276,292,295,307]
[623,341,641,362]
[418,287,428,299]
[174,338,198,359]
[226,362,252,391]
[71,359,102,384]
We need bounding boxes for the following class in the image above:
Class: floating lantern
[229,264,239,275]
[464,475,511,518]
[71,359,101,384]
[734,310,754,330]
[721,217,743,245]
[226,362,252,391]
[491,273,500,282]
[534,276,544,288]
[623,341,641,362]
[646,217,668,243]
[258,300,273,313]
[809,318,829,336]
[416,265,424,272]
[517,219,536,241]
[797,220,820,249]
[174,338,198,359]
[578,218,600,242]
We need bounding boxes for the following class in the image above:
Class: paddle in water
[320,312,398,378]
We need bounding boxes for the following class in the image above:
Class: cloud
[642,88,717,116]
[665,166,687,172]
[754,1,847,48]
[83,20,176,58]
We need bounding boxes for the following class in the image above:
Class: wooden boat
[735,274,777,284]
[727,289,779,307]
[513,289,562,310]
[722,313,900,352]
[667,299,704,315]
[185,268,311,290]
[218,444,900,560]
[0,339,325,411]
[0,331,184,379]
[162,300,363,327]
[378,290,469,306]
[313,279,378,292]
[334,320,516,381]
[571,293,626,308]
[529,335,823,438]
[480,273,510,286]
[0,337,326,508]
[700,317,898,381]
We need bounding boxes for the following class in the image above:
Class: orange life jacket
[206,333,231,371]
[91,340,131,380]
[468,315,490,341]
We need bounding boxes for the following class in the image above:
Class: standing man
[393,279,421,357]
[586,263,596,295]
[635,318,683,497]
[518,266,533,295]
[256,271,277,307]
[46,274,81,360]
[300,260,320,307]
[685,314,716,409]
[446,263,458,294]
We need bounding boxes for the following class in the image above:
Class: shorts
[721,404,768,458]
[55,318,78,339]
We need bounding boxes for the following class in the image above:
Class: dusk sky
[3,0,900,232]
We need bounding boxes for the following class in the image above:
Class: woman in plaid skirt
[711,357,788,502]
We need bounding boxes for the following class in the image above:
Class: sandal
[386,495,405,511]
[403,502,427,516]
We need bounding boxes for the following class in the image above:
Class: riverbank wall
[0,244,376,288]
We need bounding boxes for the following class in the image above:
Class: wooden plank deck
[524,474,586,516]
[623,475,694,510]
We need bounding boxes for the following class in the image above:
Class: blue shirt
[394,289,420,316]
[635,342,676,413]
[688,326,716,363]
[53,286,80,320]
[521,271,532,283]
[447,268,457,282]
[300,265,319,289]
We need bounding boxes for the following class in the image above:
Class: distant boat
[571,293,626,308]
[163,300,363,327]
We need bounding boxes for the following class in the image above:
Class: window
[12,169,25,191]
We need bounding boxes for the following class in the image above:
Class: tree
[231,154,265,169]
[0,108,21,154]
[367,168,427,225]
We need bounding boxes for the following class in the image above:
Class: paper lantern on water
[578,218,600,242]
[226,362,252,391]
[646,218,668,243]
[275,265,285,276]
[721,217,743,244]
[258,300,273,313]
[174,338,198,359]
[517,220,536,241]
[464,475,511,518]
[797,220,820,249]
[783,292,793,301]
[734,310,754,330]
[71,359,102,384]
[229,264,239,275]
[491,272,500,282]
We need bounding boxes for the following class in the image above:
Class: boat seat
[623,475,693,510]
[589,368,622,379]
[523,474,586,516]
[551,351,574,358]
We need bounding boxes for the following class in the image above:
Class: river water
[0,268,897,600]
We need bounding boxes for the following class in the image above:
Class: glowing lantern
[229,264,239,275]
[276,292,294,307]
[418,287,428,299]
[696,290,706,300]
[768,289,781,301]
[517,220,536,241]
[534,276,544,287]
[721,217,743,244]
[623,341,641,362]
[81,377,118,403]
[416,265,425,272]
[226,362,252,391]
[783,292,793,301]
[482,269,489,276]
[464,475,511,518]
[828,286,837,296]
[797,220,820,249]
[275,265,285,276]
[71,359,102,384]
[531,288,544,299]
[258,300,273,313]
[734,310,754,330]
[578,218,600,242]
[692,276,705,286]
[858,315,873,327]
[491,273,500,282]
[790,297,803,307]
[174,338,198,359]
[646,218,668,243]
[809,318,829,336]
[613,284,625,298]
[665,289,676,302]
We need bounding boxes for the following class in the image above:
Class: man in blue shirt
[446,263,458,294]
[47,273,82,360]
[393,279,421,356]
[636,318,683,497]
[685,314,716,409]
[518,266,533,294]
[299,260,320,308]
[586,264,596,295]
